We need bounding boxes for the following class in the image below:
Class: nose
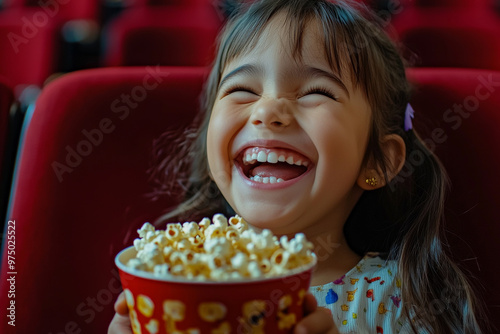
[250,98,293,130]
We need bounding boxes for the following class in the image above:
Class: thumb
[302,292,318,315]
[108,313,133,334]
[114,292,129,316]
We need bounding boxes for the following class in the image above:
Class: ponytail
[393,132,486,333]
[345,129,486,333]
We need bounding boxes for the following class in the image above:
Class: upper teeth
[243,149,309,167]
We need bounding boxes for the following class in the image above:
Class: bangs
[214,0,377,95]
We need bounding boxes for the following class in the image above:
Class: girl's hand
[294,293,339,334]
[108,292,132,334]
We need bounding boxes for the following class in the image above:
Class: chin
[236,207,301,235]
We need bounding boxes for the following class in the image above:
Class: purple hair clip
[404,103,415,131]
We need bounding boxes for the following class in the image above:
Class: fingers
[107,313,133,334]
[295,307,338,334]
[296,294,339,334]
[114,292,129,315]
[302,292,318,315]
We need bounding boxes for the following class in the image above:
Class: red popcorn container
[115,246,316,334]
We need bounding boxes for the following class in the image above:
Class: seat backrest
[0,77,14,224]
[1,0,100,20]
[0,77,13,172]
[128,0,198,6]
[0,66,208,333]
[411,0,484,8]
[408,68,500,332]
[102,6,223,67]
[389,6,500,70]
[401,25,500,70]
[0,11,59,91]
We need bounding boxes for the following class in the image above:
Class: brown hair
[152,0,487,332]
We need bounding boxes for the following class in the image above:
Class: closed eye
[302,87,338,101]
[224,84,259,96]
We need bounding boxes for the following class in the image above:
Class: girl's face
[207,15,372,236]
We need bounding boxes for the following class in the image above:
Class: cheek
[206,104,246,190]
[206,119,232,190]
[306,115,369,173]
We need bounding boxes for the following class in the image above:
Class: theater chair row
[0,66,499,333]
[0,0,224,94]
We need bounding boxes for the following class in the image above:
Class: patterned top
[309,254,411,333]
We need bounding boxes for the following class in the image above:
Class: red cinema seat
[0,77,15,223]
[402,25,500,70]
[0,66,208,333]
[127,0,199,6]
[0,0,103,80]
[0,77,14,173]
[408,68,500,332]
[2,0,101,21]
[397,0,494,10]
[103,6,223,67]
[0,9,59,93]
[390,8,500,70]
[412,0,482,8]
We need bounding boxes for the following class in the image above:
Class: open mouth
[236,147,311,184]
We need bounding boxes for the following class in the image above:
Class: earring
[365,177,378,187]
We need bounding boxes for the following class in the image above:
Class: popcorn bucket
[115,246,316,334]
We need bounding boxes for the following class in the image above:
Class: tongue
[249,163,307,181]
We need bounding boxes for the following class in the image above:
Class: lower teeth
[250,176,284,184]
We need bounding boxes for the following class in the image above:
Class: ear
[357,134,406,190]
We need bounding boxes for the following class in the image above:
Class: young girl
[109,0,487,333]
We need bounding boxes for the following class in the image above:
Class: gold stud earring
[365,177,378,187]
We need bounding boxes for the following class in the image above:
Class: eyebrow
[219,64,263,89]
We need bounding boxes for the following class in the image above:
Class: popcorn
[127,258,147,271]
[203,237,232,258]
[212,213,228,229]
[248,261,262,278]
[280,233,314,256]
[165,223,182,241]
[182,222,199,237]
[153,264,170,277]
[137,222,155,238]
[230,253,248,272]
[126,215,316,281]
[137,243,164,270]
